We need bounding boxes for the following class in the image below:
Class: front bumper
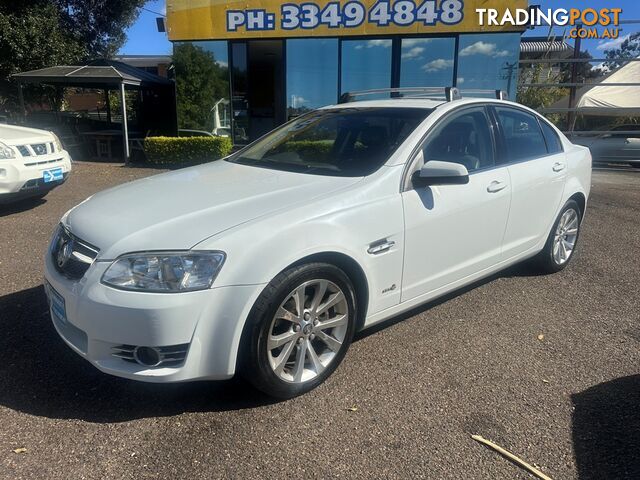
[43,251,264,382]
[0,151,72,201]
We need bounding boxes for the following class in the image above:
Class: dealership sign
[166,0,527,41]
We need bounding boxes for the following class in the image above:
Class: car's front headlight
[102,251,226,293]
[0,142,16,160]
[51,133,64,152]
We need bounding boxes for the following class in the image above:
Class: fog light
[0,168,6,178]
[134,346,162,367]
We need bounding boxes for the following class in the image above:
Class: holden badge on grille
[56,239,74,269]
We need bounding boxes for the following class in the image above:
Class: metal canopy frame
[11,62,173,164]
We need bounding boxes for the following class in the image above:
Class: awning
[11,60,173,89]
[520,38,574,59]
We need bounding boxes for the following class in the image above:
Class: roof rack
[338,87,508,104]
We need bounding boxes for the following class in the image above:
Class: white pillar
[119,82,130,165]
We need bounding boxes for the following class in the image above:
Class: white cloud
[596,34,630,51]
[459,41,510,57]
[422,59,454,72]
[290,95,307,107]
[355,39,392,50]
[402,39,433,48]
[402,47,425,60]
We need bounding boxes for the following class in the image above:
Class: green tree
[0,0,146,115]
[604,32,640,70]
[517,64,568,127]
[174,43,229,131]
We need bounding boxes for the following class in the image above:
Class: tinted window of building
[286,39,338,119]
[341,39,392,99]
[173,41,230,136]
[400,38,455,89]
[539,120,564,154]
[456,33,520,99]
[495,107,548,161]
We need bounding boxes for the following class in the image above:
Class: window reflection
[341,39,392,99]
[173,41,231,137]
[400,38,455,89]
[456,33,521,99]
[287,39,338,119]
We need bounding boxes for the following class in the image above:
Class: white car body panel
[0,124,72,202]
[44,98,592,383]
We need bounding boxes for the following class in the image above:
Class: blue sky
[120,0,640,57]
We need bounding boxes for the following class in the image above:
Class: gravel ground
[0,163,638,479]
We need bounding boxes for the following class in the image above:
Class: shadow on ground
[0,196,46,217]
[0,285,277,423]
[572,375,640,480]
[0,263,543,423]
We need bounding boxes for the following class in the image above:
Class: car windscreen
[228,107,432,177]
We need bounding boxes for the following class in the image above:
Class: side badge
[382,284,397,294]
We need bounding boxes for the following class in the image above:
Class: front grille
[24,158,62,167]
[112,344,189,367]
[50,225,99,280]
[32,143,48,155]
[16,145,31,157]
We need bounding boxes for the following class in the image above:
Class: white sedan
[0,124,72,204]
[44,93,591,398]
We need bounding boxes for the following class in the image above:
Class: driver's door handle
[487,181,508,193]
[553,162,567,172]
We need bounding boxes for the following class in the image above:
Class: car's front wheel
[241,263,356,399]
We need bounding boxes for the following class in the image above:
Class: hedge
[143,136,233,165]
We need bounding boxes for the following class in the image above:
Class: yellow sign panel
[167,0,528,41]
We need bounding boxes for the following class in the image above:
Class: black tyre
[531,199,582,274]
[240,263,357,399]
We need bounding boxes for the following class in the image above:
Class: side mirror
[412,160,470,188]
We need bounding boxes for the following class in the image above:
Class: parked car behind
[0,124,72,204]
[571,124,640,168]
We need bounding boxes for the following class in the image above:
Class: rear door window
[495,107,548,162]
[539,120,564,154]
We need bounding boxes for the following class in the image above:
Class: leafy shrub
[144,136,233,165]
[280,140,333,160]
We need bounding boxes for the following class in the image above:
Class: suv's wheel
[532,199,582,273]
[241,263,356,399]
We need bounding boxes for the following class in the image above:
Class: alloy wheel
[267,279,349,384]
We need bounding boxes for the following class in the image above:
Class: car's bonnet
[0,124,53,144]
[65,159,362,260]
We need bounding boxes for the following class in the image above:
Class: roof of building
[520,37,574,59]
[12,59,173,88]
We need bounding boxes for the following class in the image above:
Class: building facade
[167,0,527,144]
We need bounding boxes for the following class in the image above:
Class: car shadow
[0,196,47,216]
[0,262,547,423]
[572,375,640,480]
[355,262,545,341]
[0,285,277,423]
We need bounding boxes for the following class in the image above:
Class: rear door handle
[487,181,508,193]
[553,162,567,172]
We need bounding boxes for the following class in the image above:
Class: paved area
[0,163,638,479]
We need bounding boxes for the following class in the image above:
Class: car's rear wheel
[532,199,582,273]
[241,263,356,399]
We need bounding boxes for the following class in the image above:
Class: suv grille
[50,225,99,280]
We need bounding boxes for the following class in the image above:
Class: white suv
[44,89,591,398]
[0,124,72,203]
